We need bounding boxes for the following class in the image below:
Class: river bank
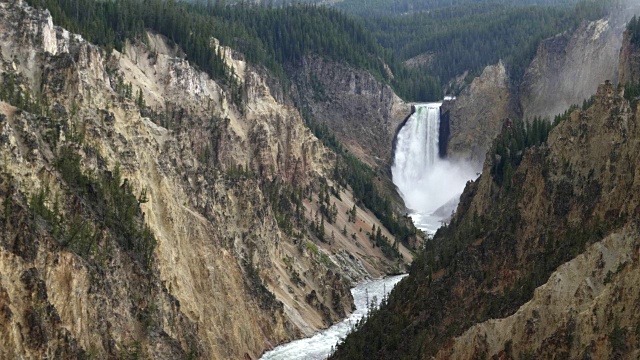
[260,274,407,360]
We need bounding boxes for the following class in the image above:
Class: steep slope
[619,29,640,84]
[445,6,638,168]
[519,17,624,121]
[290,56,411,167]
[438,227,640,359]
[435,80,640,359]
[443,62,518,166]
[332,81,640,359]
[0,1,412,358]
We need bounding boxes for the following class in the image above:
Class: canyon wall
[446,8,637,168]
[519,18,624,121]
[0,1,411,358]
[444,62,518,166]
[290,56,411,167]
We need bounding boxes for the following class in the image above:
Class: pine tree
[319,217,325,242]
[136,88,145,108]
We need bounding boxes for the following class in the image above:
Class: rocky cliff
[446,11,632,169]
[444,62,518,166]
[290,56,411,167]
[433,80,640,359]
[438,226,640,360]
[332,80,640,359]
[619,30,640,84]
[0,1,412,358]
[520,17,625,121]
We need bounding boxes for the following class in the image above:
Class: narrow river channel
[260,274,407,360]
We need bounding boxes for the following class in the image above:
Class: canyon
[446,3,640,168]
[331,6,640,358]
[3,0,640,359]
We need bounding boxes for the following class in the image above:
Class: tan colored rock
[0,2,412,359]
[446,62,517,167]
[438,227,640,360]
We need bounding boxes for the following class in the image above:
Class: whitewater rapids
[260,275,407,360]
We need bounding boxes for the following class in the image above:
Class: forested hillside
[333,0,579,18]
[29,0,618,101]
[28,0,442,102]
[367,0,612,86]
[0,1,420,357]
[26,0,420,249]
[331,80,640,359]
[627,14,640,45]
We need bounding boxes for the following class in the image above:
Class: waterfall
[392,104,442,188]
[392,103,476,233]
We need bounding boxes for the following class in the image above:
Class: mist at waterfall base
[392,103,477,234]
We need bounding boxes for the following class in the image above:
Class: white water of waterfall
[391,103,477,234]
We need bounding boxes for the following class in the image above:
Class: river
[261,102,473,359]
[260,274,407,360]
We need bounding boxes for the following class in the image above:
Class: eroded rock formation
[444,62,518,166]
[0,1,412,358]
[290,55,410,167]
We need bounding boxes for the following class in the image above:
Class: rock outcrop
[0,1,412,359]
[290,56,411,167]
[520,18,624,121]
[445,10,636,168]
[619,30,640,84]
[444,62,517,167]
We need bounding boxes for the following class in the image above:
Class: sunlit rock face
[0,2,413,359]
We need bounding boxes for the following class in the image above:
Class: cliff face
[0,1,411,359]
[619,30,640,84]
[520,18,624,121]
[446,14,629,169]
[438,227,640,360]
[290,56,411,167]
[445,62,518,166]
[333,81,640,359]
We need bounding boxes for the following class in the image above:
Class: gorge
[0,1,415,358]
[261,100,478,358]
[260,99,477,359]
[3,0,640,359]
